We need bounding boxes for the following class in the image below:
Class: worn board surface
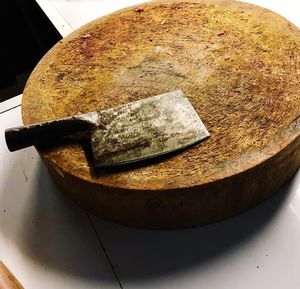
[22,0,300,228]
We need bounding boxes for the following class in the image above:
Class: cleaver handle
[5,116,89,152]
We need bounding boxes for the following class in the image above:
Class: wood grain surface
[22,0,300,228]
[0,261,23,289]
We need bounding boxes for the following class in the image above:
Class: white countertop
[1,1,299,288]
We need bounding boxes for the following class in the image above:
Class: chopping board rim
[38,118,300,191]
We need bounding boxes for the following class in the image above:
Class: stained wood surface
[22,0,300,228]
[0,261,24,289]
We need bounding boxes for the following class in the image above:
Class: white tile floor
[91,174,300,289]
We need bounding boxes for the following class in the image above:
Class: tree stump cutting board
[22,0,300,229]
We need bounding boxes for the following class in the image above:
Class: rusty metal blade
[91,90,209,167]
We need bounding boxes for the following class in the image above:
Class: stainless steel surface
[91,90,210,167]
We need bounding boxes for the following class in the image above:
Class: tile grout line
[35,0,74,37]
[86,212,124,289]
[0,104,21,115]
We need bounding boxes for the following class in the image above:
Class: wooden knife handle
[0,261,24,289]
[5,116,89,152]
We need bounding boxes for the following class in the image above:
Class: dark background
[0,0,62,102]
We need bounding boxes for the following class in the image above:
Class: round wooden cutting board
[22,0,300,229]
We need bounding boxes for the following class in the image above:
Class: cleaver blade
[91,90,210,167]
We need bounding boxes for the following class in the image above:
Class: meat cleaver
[5,90,209,167]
